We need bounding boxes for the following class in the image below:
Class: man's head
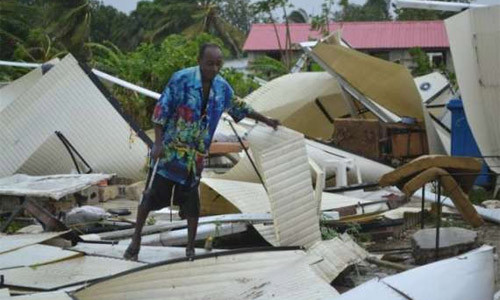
[198,43,223,83]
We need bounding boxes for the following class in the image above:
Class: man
[124,43,279,260]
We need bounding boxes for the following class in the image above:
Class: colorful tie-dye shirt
[152,66,252,186]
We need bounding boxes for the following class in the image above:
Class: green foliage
[335,0,391,21]
[249,55,288,80]
[395,0,468,20]
[90,33,240,129]
[220,68,259,98]
[409,47,432,76]
[311,0,335,36]
[218,0,255,34]
[321,225,339,240]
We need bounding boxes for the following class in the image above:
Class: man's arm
[152,124,164,160]
[247,110,280,130]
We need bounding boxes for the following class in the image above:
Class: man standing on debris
[125,43,279,260]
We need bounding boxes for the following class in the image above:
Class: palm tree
[150,0,245,57]
[288,9,309,23]
[46,0,93,60]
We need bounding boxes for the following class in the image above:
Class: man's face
[199,47,223,82]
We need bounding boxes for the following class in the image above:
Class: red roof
[243,21,449,51]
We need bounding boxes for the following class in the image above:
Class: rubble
[411,227,479,264]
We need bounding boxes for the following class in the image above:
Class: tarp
[0,54,150,179]
[446,6,500,174]
[312,42,424,120]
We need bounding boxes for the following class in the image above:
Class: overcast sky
[101,0,366,15]
[101,0,500,16]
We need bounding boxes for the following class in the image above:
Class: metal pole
[421,185,425,229]
[435,177,441,261]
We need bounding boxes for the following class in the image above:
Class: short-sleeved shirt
[151,66,252,186]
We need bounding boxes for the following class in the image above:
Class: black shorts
[141,174,200,218]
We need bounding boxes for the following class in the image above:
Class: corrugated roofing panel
[248,126,321,247]
[4,291,73,300]
[446,7,500,174]
[243,21,448,51]
[243,72,347,140]
[74,249,339,300]
[0,244,81,270]
[2,256,143,290]
[0,232,67,254]
[0,68,43,112]
[0,54,148,179]
[70,244,219,263]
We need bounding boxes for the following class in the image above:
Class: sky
[101,0,500,15]
[101,0,367,15]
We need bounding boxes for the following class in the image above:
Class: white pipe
[394,0,487,12]
[0,60,161,100]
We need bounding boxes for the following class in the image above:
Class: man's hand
[151,142,164,160]
[265,117,280,130]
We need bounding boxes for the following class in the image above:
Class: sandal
[124,244,140,261]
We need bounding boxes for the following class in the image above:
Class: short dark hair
[199,43,221,59]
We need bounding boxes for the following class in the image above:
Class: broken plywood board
[0,174,113,200]
[74,249,340,300]
[337,245,495,300]
[308,234,368,282]
[70,243,221,264]
[446,7,500,175]
[0,232,68,255]
[247,125,321,247]
[0,244,81,270]
[1,256,143,290]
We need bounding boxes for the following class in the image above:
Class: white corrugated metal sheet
[2,291,72,300]
[0,244,81,270]
[0,67,43,112]
[248,125,321,247]
[0,232,67,254]
[0,54,148,179]
[446,7,500,174]
[308,234,368,282]
[2,256,143,290]
[0,174,112,200]
[338,245,495,300]
[74,249,340,300]
[70,244,220,263]
[244,72,347,139]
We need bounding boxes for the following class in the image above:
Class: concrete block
[98,185,120,202]
[126,181,145,201]
[412,227,479,264]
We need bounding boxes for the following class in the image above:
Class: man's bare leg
[186,216,198,258]
[124,203,150,260]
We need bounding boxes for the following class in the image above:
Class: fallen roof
[0,174,112,200]
[337,245,495,300]
[446,6,500,175]
[0,244,81,270]
[73,248,341,300]
[1,256,143,290]
[0,232,68,255]
[244,72,347,139]
[247,125,321,247]
[311,42,424,120]
[0,54,150,179]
